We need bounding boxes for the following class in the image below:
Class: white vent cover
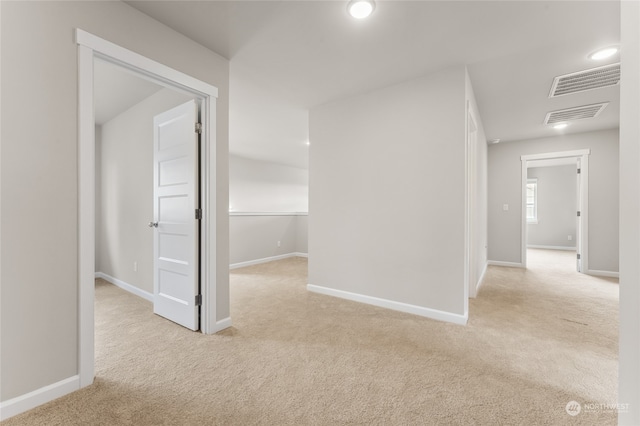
[549,63,620,97]
[544,102,609,125]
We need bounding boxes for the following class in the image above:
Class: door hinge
[577,211,581,217]
[577,168,581,174]
[195,294,202,306]
[195,122,202,134]
[195,208,202,220]
[577,253,581,260]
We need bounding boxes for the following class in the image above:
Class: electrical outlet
[503,204,509,211]
[568,235,573,241]
[133,261,138,272]
[277,241,281,247]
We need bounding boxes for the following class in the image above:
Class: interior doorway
[525,158,579,270]
[77,29,220,390]
[94,59,203,330]
[520,149,590,271]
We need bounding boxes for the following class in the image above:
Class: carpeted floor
[2,249,618,425]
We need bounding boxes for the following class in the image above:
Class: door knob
[148,221,158,228]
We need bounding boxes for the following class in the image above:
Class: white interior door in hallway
[152,100,201,330]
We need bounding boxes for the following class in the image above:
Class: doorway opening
[77,29,221,390]
[520,149,590,271]
[94,58,203,330]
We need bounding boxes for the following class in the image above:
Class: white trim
[307,284,468,325]
[579,155,590,273]
[521,149,591,161]
[211,317,233,333]
[521,158,528,267]
[75,29,217,97]
[77,43,95,389]
[77,29,222,398]
[488,260,525,268]
[587,269,620,279]
[200,94,219,336]
[95,272,154,302]
[521,150,589,272]
[230,252,307,270]
[527,245,576,251]
[464,100,474,318]
[229,212,308,217]
[0,376,80,421]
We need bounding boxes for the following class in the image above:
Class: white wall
[229,214,307,265]
[96,89,193,295]
[229,154,308,213]
[309,65,468,319]
[527,165,577,249]
[0,0,229,406]
[229,154,308,265]
[619,2,640,423]
[488,129,619,273]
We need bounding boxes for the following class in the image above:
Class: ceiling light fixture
[347,0,375,19]
[588,46,619,61]
[553,123,569,130]
[491,139,501,144]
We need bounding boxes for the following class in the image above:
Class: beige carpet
[2,249,618,425]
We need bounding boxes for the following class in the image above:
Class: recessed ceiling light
[553,123,569,130]
[491,139,500,144]
[306,141,311,146]
[588,46,619,60]
[347,0,375,19]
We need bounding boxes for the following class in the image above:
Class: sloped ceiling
[94,59,164,125]
[125,1,621,169]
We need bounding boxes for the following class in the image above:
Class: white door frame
[466,102,479,301]
[76,29,220,389]
[520,149,590,270]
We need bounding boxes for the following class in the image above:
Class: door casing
[77,29,221,390]
[520,149,590,270]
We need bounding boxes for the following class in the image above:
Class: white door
[576,158,582,273]
[151,100,200,331]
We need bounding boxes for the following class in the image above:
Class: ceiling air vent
[549,63,620,97]
[544,102,609,125]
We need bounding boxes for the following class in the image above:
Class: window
[526,178,538,224]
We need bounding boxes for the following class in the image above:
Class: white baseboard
[229,212,308,216]
[587,269,620,278]
[95,272,154,302]
[307,284,467,325]
[527,245,576,251]
[230,252,307,270]
[488,260,525,268]
[0,375,79,421]
[211,317,233,333]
